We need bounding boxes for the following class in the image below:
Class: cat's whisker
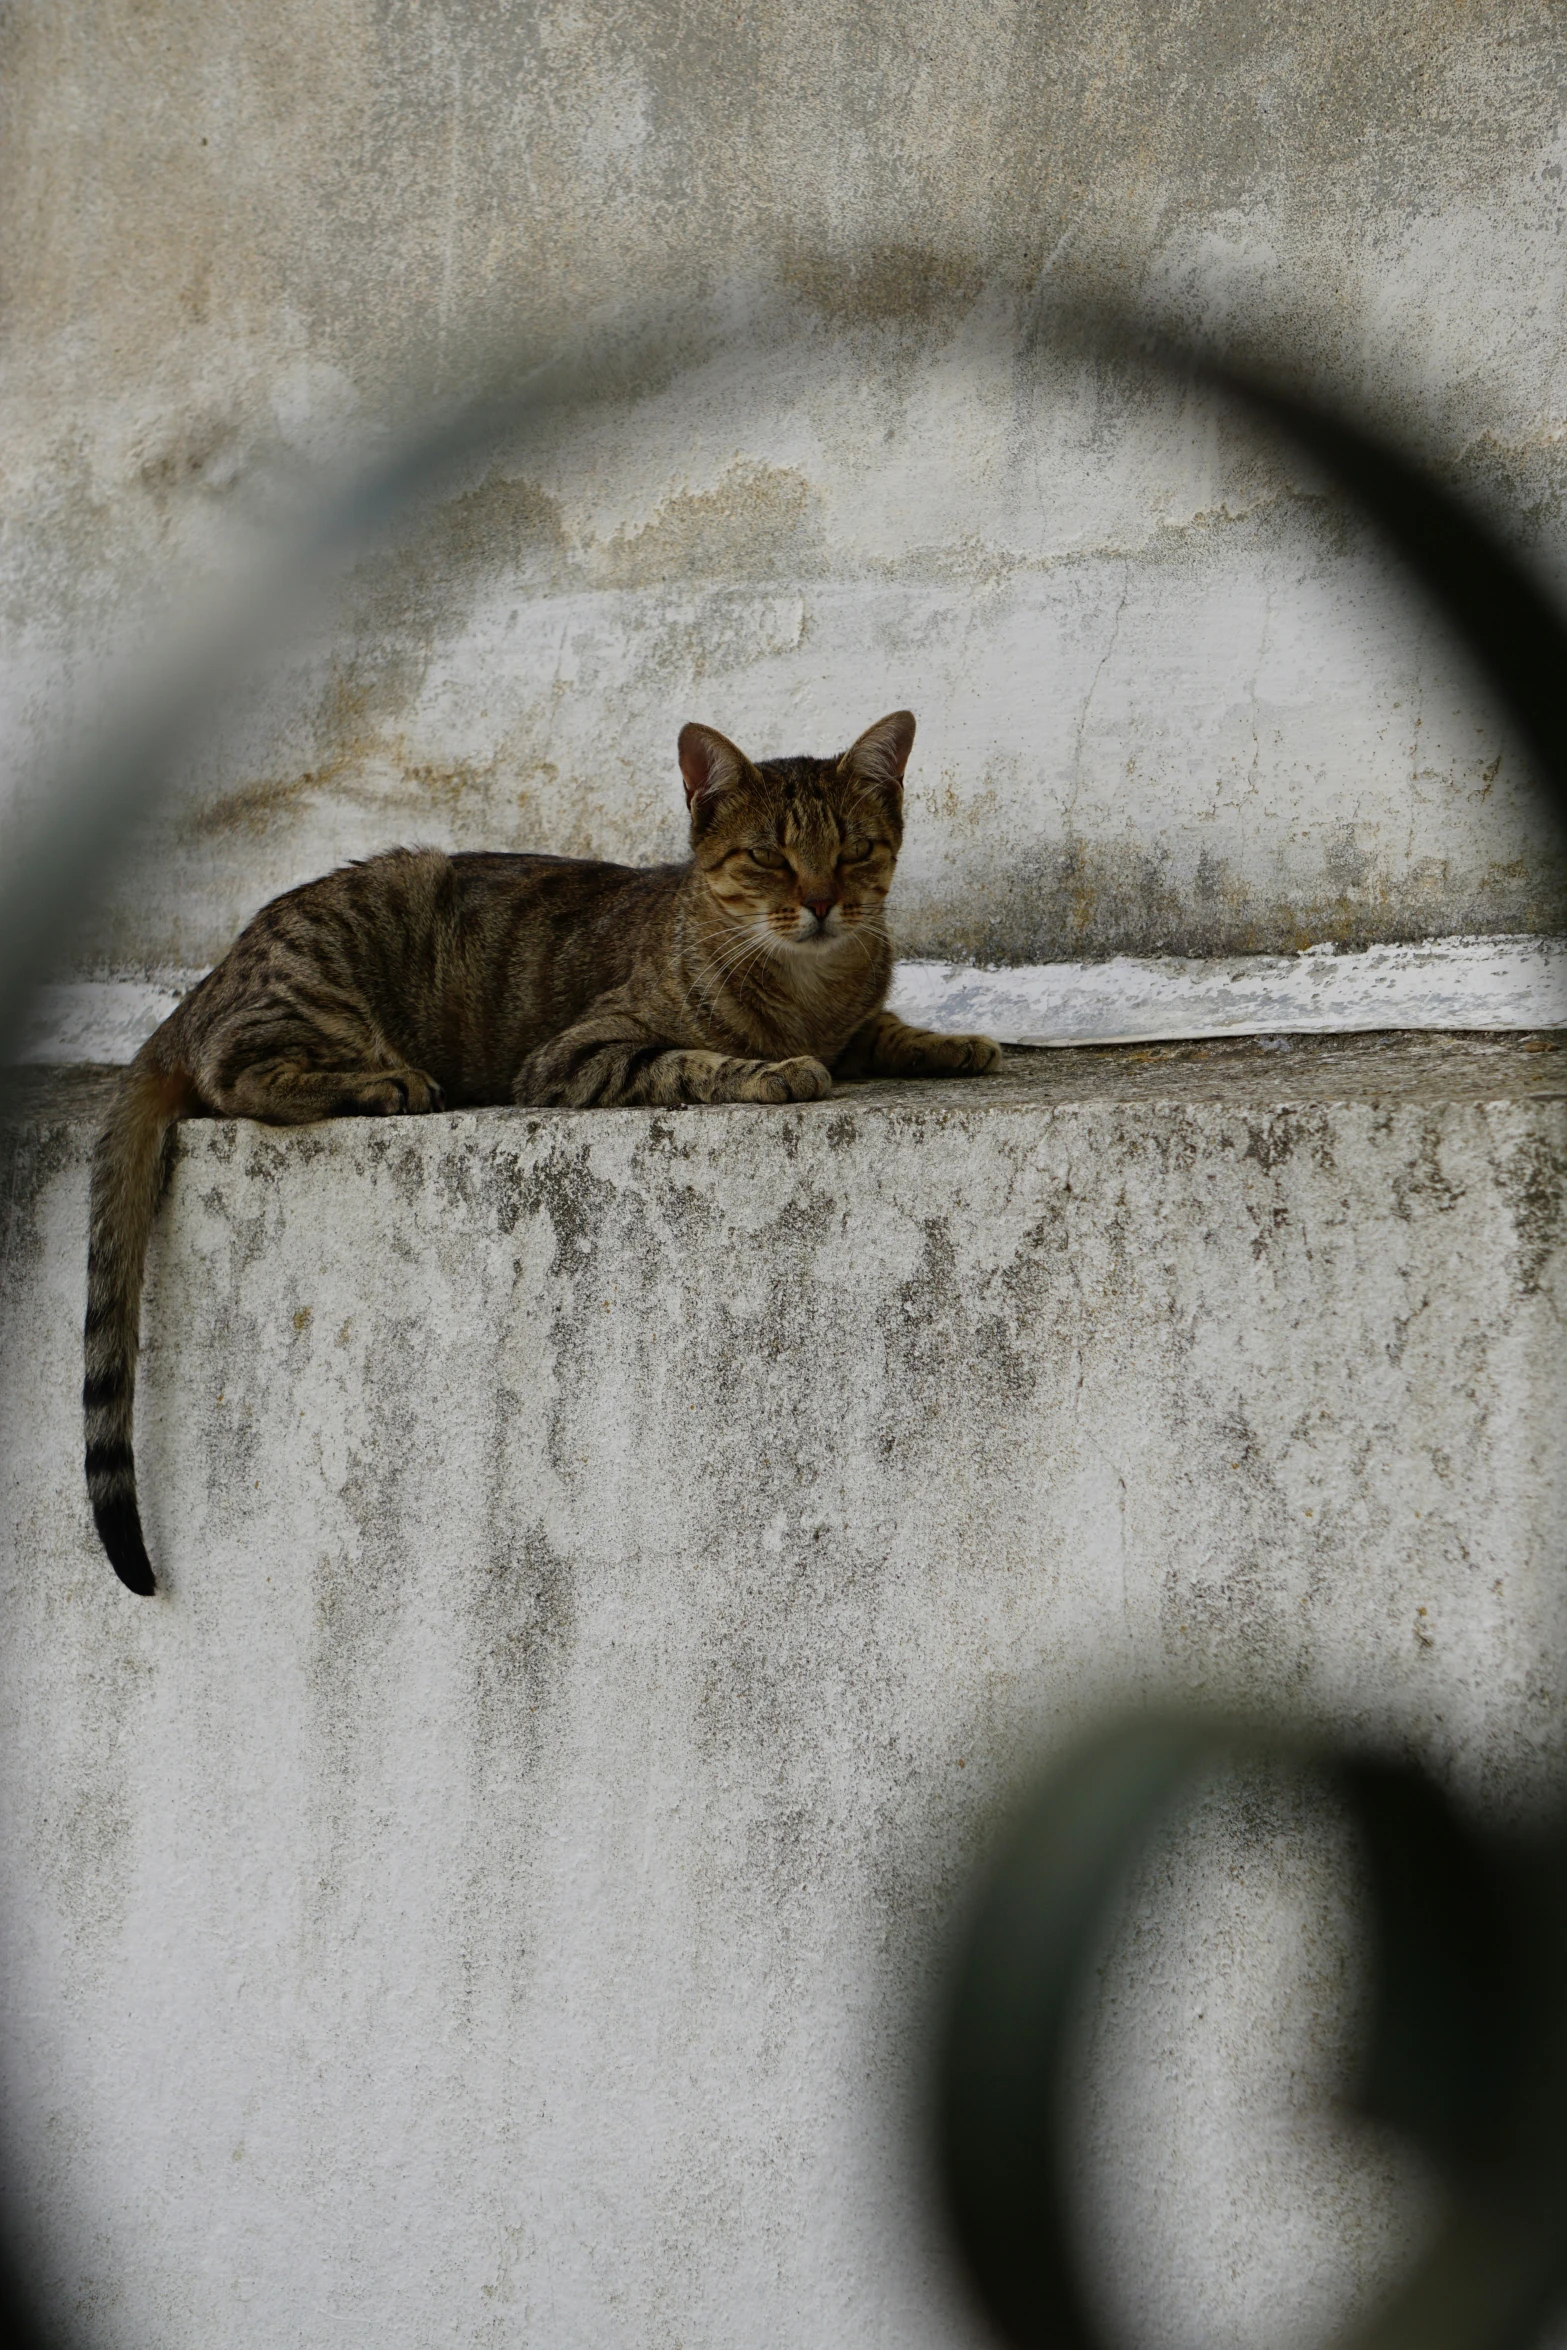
[702,923,778,989]
[682,924,780,1018]
[731,941,793,1004]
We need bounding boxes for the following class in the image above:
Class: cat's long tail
[84,1041,193,1595]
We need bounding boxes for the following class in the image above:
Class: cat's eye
[748,845,787,870]
[839,838,872,864]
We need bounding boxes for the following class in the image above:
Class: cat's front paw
[947,1032,1002,1074]
[364,1067,446,1115]
[736,1055,833,1104]
[898,1030,1002,1076]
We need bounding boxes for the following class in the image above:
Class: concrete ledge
[3,1037,1567,2348]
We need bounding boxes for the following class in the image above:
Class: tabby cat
[84,708,1000,1594]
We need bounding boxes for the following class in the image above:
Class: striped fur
[83,710,1000,1593]
[84,1056,192,1592]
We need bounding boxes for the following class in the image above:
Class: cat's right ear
[678,722,750,810]
[841,710,916,798]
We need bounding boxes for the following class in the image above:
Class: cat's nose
[804,897,833,923]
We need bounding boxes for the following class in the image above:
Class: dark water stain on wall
[1499,1128,1567,1297]
[897,836,1567,964]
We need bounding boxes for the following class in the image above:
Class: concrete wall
[4,3,1567,977]
[3,1041,1566,2348]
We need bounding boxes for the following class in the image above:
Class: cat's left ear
[678,722,752,809]
[840,710,916,800]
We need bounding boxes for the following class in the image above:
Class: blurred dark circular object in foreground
[937,1715,1567,2350]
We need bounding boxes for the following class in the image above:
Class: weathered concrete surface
[4,4,1567,975]
[3,1036,1567,2348]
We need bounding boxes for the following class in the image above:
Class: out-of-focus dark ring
[938,1716,1567,2350]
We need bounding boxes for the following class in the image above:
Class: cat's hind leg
[205,1060,446,1124]
[514,1007,830,1108]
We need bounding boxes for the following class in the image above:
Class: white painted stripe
[8,937,1567,1066]
[887,936,1567,1047]
[10,979,198,1067]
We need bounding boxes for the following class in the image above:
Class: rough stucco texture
[4,3,1567,974]
[3,1040,1567,2349]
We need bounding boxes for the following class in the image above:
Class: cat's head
[677,710,913,952]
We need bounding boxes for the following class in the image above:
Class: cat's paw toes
[740,1055,833,1103]
[373,1068,445,1114]
[901,1031,1002,1076]
[775,1054,833,1101]
[356,1076,408,1115]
